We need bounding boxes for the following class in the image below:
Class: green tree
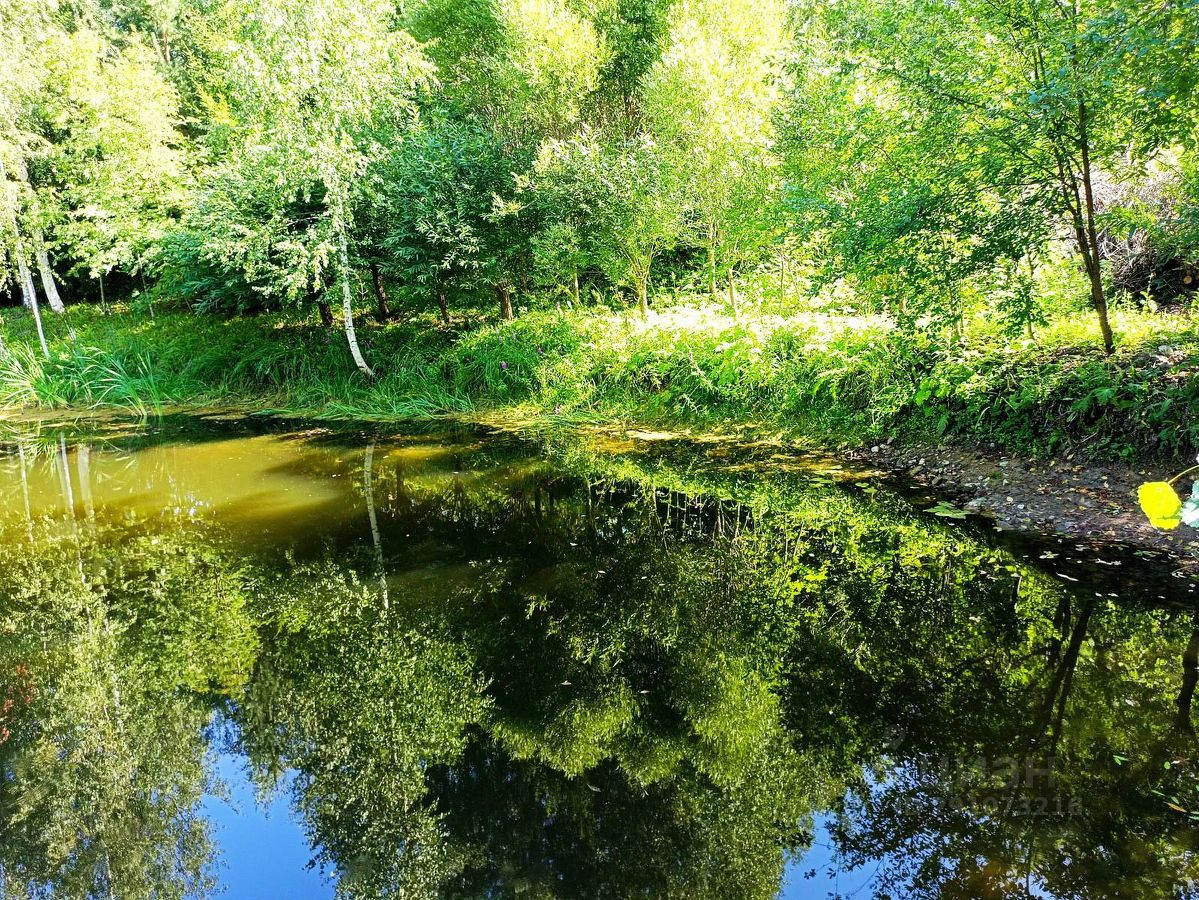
[195,0,431,374]
[790,0,1199,352]
[41,29,187,292]
[536,130,685,317]
[371,121,507,324]
[406,0,607,144]
[642,0,787,303]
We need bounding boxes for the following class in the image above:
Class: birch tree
[0,0,55,330]
[218,0,432,376]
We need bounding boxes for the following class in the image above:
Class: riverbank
[476,414,1199,564]
[4,302,1199,451]
[3,301,1199,557]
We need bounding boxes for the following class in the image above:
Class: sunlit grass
[1,296,1197,459]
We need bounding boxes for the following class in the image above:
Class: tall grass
[2,297,1197,460]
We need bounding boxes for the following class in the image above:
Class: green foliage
[642,0,787,295]
[3,0,1199,458]
[371,119,519,316]
[535,130,687,315]
[12,298,1199,459]
[782,0,1199,350]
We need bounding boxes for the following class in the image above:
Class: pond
[0,415,1197,899]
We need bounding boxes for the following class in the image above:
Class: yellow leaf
[1138,481,1182,530]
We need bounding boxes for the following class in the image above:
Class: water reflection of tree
[275,447,1199,899]
[6,429,1199,898]
[234,470,830,897]
[798,536,1199,898]
[0,515,256,899]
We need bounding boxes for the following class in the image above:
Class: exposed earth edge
[844,441,1199,568]
[484,413,1199,571]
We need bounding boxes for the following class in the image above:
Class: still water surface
[1,415,1198,899]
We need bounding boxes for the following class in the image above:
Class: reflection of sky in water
[779,816,881,900]
[196,785,863,900]
[202,753,332,899]
[199,745,864,900]
[200,748,838,900]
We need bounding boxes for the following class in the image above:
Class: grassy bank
[2,300,1199,460]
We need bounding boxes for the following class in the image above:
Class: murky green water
[1,415,1198,899]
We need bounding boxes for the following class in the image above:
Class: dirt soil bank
[847,441,1199,564]
[479,413,1199,565]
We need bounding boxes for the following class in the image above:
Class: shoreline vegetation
[5,300,1199,564]
[3,0,1199,546]
[3,299,1198,463]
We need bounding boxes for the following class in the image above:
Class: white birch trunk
[9,154,63,312]
[364,439,388,609]
[17,441,33,544]
[77,444,95,519]
[1,157,37,315]
[22,238,49,359]
[16,238,37,311]
[34,240,63,313]
[335,208,373,378]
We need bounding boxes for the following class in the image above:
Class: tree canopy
[3,0,1199,364]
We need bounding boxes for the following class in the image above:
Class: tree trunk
[636,275,649,319]
[1076,102,1115,355]
[1059,178,1114,355]
[370,263,392,322]
[1039,597,1095,754]
[77,444,95,520]
[363,438,389,610]
[708,223,718,303]
[34,241,63,313]
[9,154,64,313]
[22,241,49,359]
[727,272,736,310]
[325,162,374,377]
[17,441,33,544]
[572,269,580,306]
[498,284,514,321]
[318,301,334,328]
[0,156,37,315]
[335,219,374,378]
[15,236,37,311]
[437,287,450,326]
[1081,232,1114,357]
[1177,613,1199,735]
